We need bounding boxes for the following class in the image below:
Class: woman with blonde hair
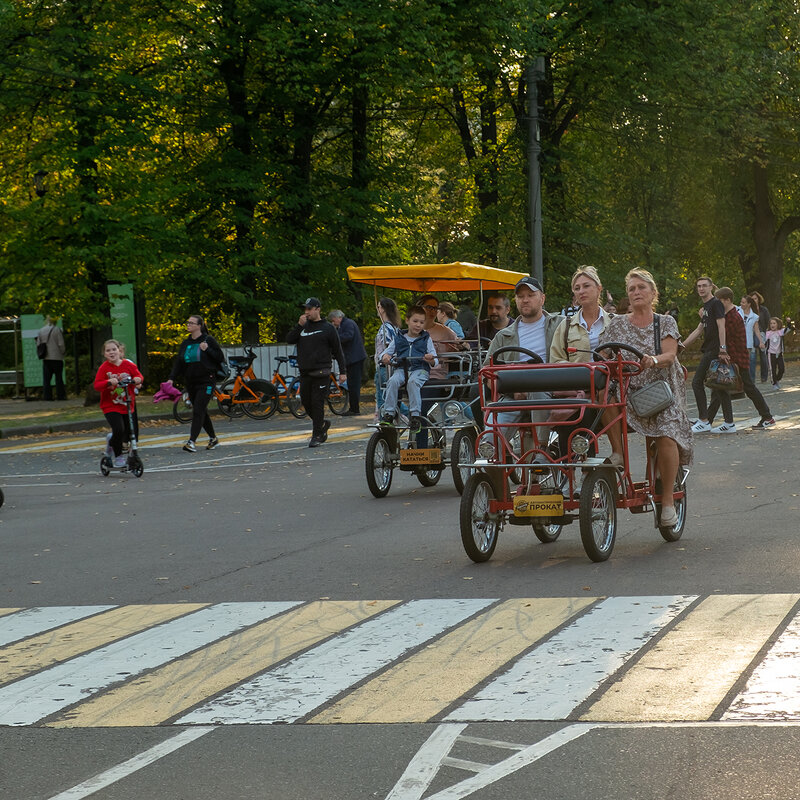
[550,266,624,464]
[600,269,693,527]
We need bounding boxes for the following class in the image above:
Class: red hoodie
[93,359,143,414]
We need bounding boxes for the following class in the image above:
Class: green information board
[108,283,137,363]
[21,314,62,388]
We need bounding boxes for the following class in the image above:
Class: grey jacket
[484,310,565,365]
[36,323,66,360]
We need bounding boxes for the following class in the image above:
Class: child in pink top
[764,318,786,389]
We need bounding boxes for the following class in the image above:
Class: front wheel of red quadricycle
[579,469,617,562]
[460,473,500,563]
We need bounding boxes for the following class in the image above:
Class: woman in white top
[550,266,623,464]
[740,295,763,380]
[374,297,401,417]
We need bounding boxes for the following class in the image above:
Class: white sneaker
[113,454,127,468]
[691,420,712,433]
[713,422,737,433]
[660,506,678,527]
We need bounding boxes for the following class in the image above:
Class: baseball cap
[514,276,544,294]
[299,297,321,309]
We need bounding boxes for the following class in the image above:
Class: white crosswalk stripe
[3,596,800,728]
[179,599,494,725]
[446,595,695,722]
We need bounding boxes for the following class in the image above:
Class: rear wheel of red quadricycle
[656,477,688,542]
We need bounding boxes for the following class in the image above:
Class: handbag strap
[653,314,661,355]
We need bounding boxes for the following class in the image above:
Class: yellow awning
[346,262,528,292]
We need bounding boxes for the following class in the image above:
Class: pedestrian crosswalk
[1,596,800,728]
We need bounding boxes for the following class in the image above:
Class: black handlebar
[490,346,545,365]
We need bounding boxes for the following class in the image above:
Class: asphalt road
[2,377,800,799]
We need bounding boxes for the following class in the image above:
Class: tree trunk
[217,7,259,344]
[750,161,800,317]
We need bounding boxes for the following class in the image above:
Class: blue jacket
[393,330,432,373]
[336,317,368,366]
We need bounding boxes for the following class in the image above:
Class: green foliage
[1,0,799,344]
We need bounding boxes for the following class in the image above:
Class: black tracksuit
[286,319,346,439]
[169,334,225,442]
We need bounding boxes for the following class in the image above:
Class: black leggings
[770,353,785,384]
[105,411,139,457]
[188,382,216,442]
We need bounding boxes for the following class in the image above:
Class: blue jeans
[748,348,757,381]
[384,368,428,416]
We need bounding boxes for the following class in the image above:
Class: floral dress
[601,314,693,466]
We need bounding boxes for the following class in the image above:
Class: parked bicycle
[327,372,349,415]
[173,346,277,422]
[271,355,305,418]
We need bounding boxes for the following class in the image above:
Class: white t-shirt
[578,309,605,351]
[517,316,547,361]
[742,310,759,349]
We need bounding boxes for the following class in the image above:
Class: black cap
[299,297,321,309]
[514,276,544,294]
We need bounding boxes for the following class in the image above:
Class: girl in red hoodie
[93,340,143,467]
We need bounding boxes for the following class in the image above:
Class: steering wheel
[592,342,646,374]
[490,346,545,365]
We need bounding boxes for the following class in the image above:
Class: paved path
[2,594,800,728]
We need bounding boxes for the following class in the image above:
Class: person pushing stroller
[379,305,438,435]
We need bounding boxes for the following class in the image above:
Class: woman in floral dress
[600,269,693,527]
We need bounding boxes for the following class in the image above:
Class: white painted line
[0,601,300,725]
[179,599,495,725]
[386,723,467,800]
[425,724,599,799]
[46,726,215,800]
[0,606,115,648]
[447,595,695,721]
[723,610,800,720]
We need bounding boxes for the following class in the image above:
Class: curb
[0,410,179,439]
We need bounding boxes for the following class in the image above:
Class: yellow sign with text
[513,495,564,517]
[400,448,442,465]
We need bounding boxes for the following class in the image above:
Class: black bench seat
[493,365,607,396]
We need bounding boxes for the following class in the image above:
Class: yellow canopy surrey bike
[347,262,528,497]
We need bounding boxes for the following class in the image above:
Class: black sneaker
[409,416,423,435]
[308,437,322,448]
[206,437,220,450]
[379,414,395,427]
[752,417,776,429]
[320,420,331,442]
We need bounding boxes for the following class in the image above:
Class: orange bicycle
[271,356,306,418]
[326,372,349,415]
[173,347,277,422]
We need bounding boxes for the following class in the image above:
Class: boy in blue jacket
[379,305,438,435]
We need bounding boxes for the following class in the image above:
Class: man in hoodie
[286,297,347,447]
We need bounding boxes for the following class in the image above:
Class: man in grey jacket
[484,276,565,436]
[37,316,67,401]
